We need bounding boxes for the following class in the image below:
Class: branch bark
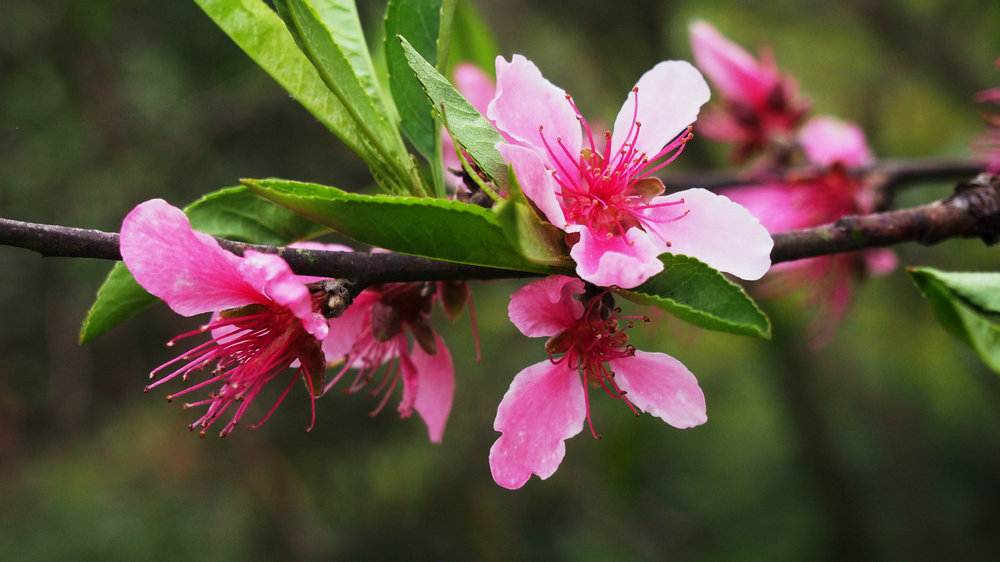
[2,168,997,284]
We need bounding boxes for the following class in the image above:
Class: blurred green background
[2,1,1000,560]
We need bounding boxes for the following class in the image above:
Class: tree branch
[771,173,1000,263]
[2,169,998,284]
[0,217,532,285]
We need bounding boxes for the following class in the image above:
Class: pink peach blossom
[120,199,335,436]
[490,276,705,489]
[726,117,896,343]
[488,54,772,288]
[325,281,455,443]
[689,21,809,163]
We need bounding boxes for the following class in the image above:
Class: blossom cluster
[122,200,456,441]
[690,21,897,343]
[121,28,789,489]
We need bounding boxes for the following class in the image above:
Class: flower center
[537,88,693,243]
[545,288,649,438]
[147,299,326,437]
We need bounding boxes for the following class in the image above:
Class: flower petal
[120,199,264,316]
[242,250,327,339]
[408,333,455,444]
[799,116,874,167]
[610,60,710,159]
[863,248,897,276]
[724,183,808,233]
[489,360,586,489]
[488,55,581,165]
[508,275,585,337]
[689,21,772,103]
[453,62,495,116]
[497,143,567,226]
[646,188,773,280]
[569,226,665,289]
[610,350,707,428]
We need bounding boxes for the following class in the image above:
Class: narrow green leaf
[399,36,508,186]
[309,0,394,119]
[79,187,330,343]
[244,177,561,274]
[620,254,771,338]
[193,0,380,170]
[276,0,414,193]
[909,267,1000,372]
[385,0,442,163]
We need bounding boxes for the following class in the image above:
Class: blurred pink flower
[489,276,706,489]
[973,56,1000,174]
[488,54,772,288]
[689,21,810,163]
[324,280,455,443]
[727,117,896,343]
[121,199,336,436]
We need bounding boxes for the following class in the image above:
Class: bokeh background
[3,1,1000,559]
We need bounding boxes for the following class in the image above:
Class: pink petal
[397,339,420,418]
[569,226,666,288]
[488,55,582,167]
[724,183,809,233]
[610,350,706,428]
[799,116,874,167]
[442,130,463,188]
[689,21,772,103]
[241,250,327,339]
[646,188,772,280]
[323,290,380,360]
[610,61,710,159]
[120,199,265,316]
[408,333,455,443]
[863,248,897,276]
[497,143,567,226]
[489,360,586,489]
[508,275,585,337]
[453,63,495,116]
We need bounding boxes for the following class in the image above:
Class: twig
[2,168,998,282]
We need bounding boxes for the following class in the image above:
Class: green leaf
[79,187,330,343]
[79,263,160,345]
[275,0,414,193]
[620,254,771,338]
[309,0,393,119]
[909,267,1000,372]
[244,177,562,274]
[193,0,388,176]
[385,0,442,163]
[185,185,330,244]
[399,36,508,187]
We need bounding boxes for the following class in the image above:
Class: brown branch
[771,173,1000,263]
[0,217,533,285]
[2,170,999,281]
